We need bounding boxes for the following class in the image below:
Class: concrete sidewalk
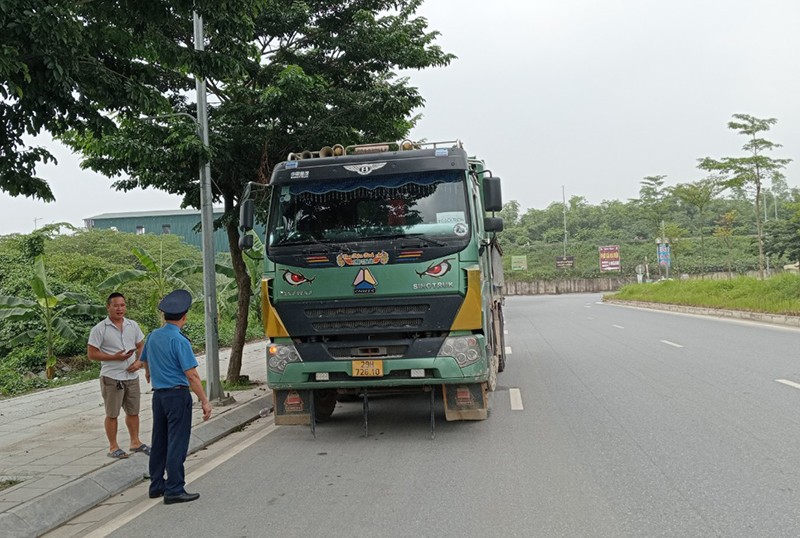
[0,340,272,538]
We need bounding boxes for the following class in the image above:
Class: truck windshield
[268,170,470,247]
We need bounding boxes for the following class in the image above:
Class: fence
[504,277,635,295]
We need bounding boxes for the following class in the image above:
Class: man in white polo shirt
[87,292,147,459]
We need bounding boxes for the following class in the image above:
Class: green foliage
[98,243,201,315]
[0,255,106,375]
[698,114,793,277]
[501,235,762,281]
[1,0,259,199]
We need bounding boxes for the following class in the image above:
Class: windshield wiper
[368,233,447,247]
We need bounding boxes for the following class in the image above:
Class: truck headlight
[437,336,481,367]
[267,343,302,373]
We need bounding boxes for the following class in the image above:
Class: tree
[0,255,105,378]
[60,1,453,382]
[671,177,722,275]
[698,114,792,279]
[0,0,258,200]
[713,210,738,278]
[637,175,669,236]
[764,200,800,268]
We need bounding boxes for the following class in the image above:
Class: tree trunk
[225,220,252,383]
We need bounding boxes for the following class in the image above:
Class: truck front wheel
[314,389,338,422]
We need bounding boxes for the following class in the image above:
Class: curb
[0,393,271,538]
[604,299,800,328]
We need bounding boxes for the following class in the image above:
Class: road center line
[612,324,624,329]
[505,346,512,355]
[509,388,523,410]
[660,340,684,348]
[776,379,800,390]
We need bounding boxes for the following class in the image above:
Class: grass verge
[608,273,800,316]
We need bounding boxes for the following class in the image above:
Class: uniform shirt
[140,324,198,389]
[87,317,145,381]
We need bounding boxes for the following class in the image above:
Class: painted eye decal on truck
[282,270,315,286]
[416,259,452,278]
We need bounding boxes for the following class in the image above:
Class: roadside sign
[556,256,574,269]
[599,245,620,272]
[657,243,671,267]
[511,255,528,271]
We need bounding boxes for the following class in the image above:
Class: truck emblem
[343,162,387,175]
[353,268,377,294]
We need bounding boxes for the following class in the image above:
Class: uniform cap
[158,289,192,316]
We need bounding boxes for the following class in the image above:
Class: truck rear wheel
[314,389,338,422]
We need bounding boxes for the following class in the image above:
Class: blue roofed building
[84,209,230,254]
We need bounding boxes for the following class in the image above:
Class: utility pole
[193,10,224,402]
[763,190,770,276]
[562,185,568,257]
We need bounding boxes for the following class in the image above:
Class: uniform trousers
[149,387,192,497]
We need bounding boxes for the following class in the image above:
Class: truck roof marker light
[351,143,390,155]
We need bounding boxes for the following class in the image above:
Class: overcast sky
[2,0,798,235]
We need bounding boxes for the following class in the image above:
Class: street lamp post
[193,11,224,402]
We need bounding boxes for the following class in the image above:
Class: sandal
[130,444,151,456]
[108,448,129,459]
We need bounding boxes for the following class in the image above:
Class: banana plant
[216,230,264,320]
[0,255,106,378]
[98,243,201,314]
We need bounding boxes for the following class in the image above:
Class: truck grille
[305,304,429,318]
[312,318,423,331]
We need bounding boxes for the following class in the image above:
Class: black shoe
[149,491,163,499]
[163,492,200,504]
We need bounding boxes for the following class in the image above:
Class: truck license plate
[352,360,383,377]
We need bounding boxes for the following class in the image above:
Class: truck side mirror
[239,199,254,231]
[484,216,504,233]
[483,176,503,212]
[239,233,254,250]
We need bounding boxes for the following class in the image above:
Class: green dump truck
[239,140,505,432]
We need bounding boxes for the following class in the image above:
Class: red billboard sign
[599,245,620,272]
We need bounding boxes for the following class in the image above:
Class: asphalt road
[59,294,800,537]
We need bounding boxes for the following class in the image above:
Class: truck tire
[314,389,337,422]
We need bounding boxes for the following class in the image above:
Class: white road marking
[85,420,278,537]
[509,388,524,410]
[776,379,800,391]
[612,324,624,329]
[660,340,684,348]
[504,329,508,334]
[505,346,512,355]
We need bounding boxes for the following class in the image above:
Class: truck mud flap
[273,389,313,426]
[442,383,488,421]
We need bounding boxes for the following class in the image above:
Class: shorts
[100,376,141,418]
